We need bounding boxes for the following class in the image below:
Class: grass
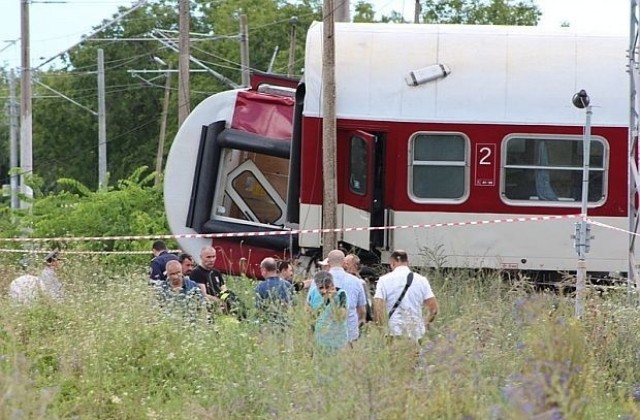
[2,257,640,419]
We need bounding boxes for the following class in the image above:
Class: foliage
[0,167,168,271]
[353,1,377,23]
[2,263,640,418]
[423,0,541,25]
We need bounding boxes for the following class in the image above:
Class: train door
[337,130,377,251]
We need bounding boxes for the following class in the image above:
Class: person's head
[152,240,168,257]
[344,254,361,275]
[327,249,345,268]
[389,250,409,270]
[260,257,278,278]
[165,260,184,289]
[314,271,336,297]
[278,260,294,281]
[45,251,62,269]
[179,253,195,276]
[200,246,217,270]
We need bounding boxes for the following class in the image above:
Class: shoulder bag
[388,272,414,319]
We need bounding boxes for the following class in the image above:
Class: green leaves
[1,166,168,254]
[423,0,541,25]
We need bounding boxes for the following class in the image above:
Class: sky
[0,0,632,70]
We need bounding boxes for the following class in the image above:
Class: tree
[31,1,183,190]
[423,0,541,25]
[353,1,376,23]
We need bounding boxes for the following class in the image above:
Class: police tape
[0,248,182,255]
[586,219,640,237]
[0,213,581,243]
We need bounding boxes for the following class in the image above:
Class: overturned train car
[164,23,629,278]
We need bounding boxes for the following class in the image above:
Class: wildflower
[110,395,122,405]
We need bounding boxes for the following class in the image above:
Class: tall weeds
[1,260,640,418]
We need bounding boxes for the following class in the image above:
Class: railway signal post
[573,90,593,318]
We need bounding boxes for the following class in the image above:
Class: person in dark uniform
[149,240,179,284]
[189,246,227,303]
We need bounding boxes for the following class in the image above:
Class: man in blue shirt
[156,260,204,323]
[309,250,366,342]
[255,257,293,325]
[149,240,178,284]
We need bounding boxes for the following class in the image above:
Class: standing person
[344,254,373,324]
[278,260,294,282]
[373,250,439,342]
[9,251,64,303]
[308,271,349,353]
[278,260,309,292]
[255,257,294,325]
[190,246,227,304]
[309,250,366,343]
[149,240,178,283]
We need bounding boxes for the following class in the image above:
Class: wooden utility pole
[335,0,350,22]
[9,69,19,210]
[178,0,190,127]
[155,67,172,187]
[287,17,298,77]
[20,0,32,208]
[97,49,107,189]
[322,0,338,252]
[239,14,250,88]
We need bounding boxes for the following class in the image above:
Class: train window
[502,135,607,205]
[216,153,287,226]
[349,135,368,195]
[409,133,469,201]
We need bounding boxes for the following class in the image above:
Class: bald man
[190,246,227,301]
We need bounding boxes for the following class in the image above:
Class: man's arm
[423,297,439,324]
[373,298,387,326]
[356,285,367,323]
[149,260,162,280]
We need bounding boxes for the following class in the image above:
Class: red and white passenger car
[164,23,629,278]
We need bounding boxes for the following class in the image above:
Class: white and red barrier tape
[0,213,581,244]
[586,219,640,237]
[0,249,181,255]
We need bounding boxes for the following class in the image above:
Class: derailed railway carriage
[164,22,629,278]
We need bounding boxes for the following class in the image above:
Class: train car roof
[303,22,628,126]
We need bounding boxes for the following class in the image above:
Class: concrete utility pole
[335,0,350,22]
[287,17,299,77]
[178,0,190,127]
[239,14,250,88]
[20,0,32,208]
[155,66,171,187]
[322,0,338,252]
[97,49,107,189]
[9,69,19,210]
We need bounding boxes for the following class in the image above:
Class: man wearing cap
[9,251,64,303]
[373,250,438,342]
[149,240,179,284]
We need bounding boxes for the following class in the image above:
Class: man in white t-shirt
[373,250,438,341]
